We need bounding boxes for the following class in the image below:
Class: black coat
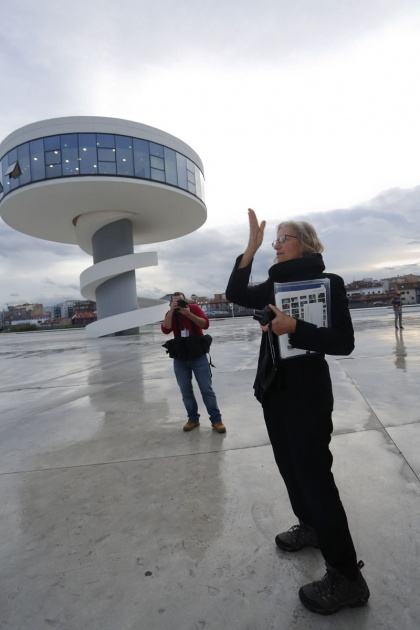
[225,254,355,412]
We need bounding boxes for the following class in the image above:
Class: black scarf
[268,253,325,284]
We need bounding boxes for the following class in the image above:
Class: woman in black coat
[225,209,370,615]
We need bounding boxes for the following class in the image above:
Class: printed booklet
[274,278,331,359]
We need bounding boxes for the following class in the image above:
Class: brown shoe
[183,421,200,432]
[212,421,226,433]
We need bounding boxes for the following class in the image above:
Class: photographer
[161,292,226,433]
[225,209,369,615]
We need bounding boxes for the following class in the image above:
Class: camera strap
[267,323,278,368]
[173,311,200,336]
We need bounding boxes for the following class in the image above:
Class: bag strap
[208,352,215,375]
[173,312,181,336]
[173,311,201,336]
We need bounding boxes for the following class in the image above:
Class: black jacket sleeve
[225,255,272,310]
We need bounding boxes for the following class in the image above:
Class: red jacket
[161,304,209,337]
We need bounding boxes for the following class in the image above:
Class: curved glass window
[0,132,205,204]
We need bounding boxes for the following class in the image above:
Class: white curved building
[0,117,207,337]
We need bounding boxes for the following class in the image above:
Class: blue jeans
[173,355,222,424]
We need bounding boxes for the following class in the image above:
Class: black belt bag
[162,313,212,360]
[162,333,212,360]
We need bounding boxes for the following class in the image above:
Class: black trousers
[262,387,358,579]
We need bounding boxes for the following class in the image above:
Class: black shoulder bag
[162,313,213,363]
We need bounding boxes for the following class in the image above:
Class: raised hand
[247,208,266,251]
[239,208,267,268]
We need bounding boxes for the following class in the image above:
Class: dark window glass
[150,155,164,170]
[193,165,202,200]
[6,161,21,190]
[45,163,62,178]
[17,143,31,185]
[7,148,17,164]
[197,169,205,202]
[98,162,117,175]
[164,147,177,185]
[151,168,165,182]
[0,135,204,198]
[44,136,60,151]
[61,134,79,176]
[30,139,45,181]
[98,148,116,162]
[116,136,134,176]
[194,165,201,199]
[96,134,115,148]
[133,139,150,178]
[0,159,3,197]
[1,156,8,195]
[45,150,61,165]
[149,142,164,158]
[6,161,22,178]
[78,134,97,174]
[176,153,188,189]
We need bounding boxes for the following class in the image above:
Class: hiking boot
[299,561,370,615]
[183,421,200,432]
[275,522,319,552]
[212,421,226,433]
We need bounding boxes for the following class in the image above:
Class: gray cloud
[1,1,420,307]
[6,0,417,62]
[1,184,419,308]
[0,222,90,307]
[1,1,419,136]
[138,184,420,298]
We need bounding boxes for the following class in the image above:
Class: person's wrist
[289,316,297,333]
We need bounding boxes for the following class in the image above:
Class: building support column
[92,218,139,336]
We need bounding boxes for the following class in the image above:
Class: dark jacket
[225,254,354,412]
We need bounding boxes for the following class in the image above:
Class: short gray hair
[276,220,324,256]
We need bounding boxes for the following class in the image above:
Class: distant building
[53,301,76,318]
[394,282,420,305]
[345,281,385,296]
[53,300,96,319]
[73,300,96,314]
[72,312,97,326]
[345,274,420,308]
[7,303,44,319]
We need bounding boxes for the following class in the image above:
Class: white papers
[274,279,330,359]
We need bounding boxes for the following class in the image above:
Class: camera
[176,299,188,309]
[253,306,275,326]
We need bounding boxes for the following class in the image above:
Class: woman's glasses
[271,235,298,248]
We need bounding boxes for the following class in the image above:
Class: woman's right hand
[239,208,266,268]
[247,208,266,251]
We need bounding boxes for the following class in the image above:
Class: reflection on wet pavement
[0,310,419,629]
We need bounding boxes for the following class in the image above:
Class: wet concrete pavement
[0,308,419,629]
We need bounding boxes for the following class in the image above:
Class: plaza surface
[0,308,419,630]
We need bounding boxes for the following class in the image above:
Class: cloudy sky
[1,0,420,307]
